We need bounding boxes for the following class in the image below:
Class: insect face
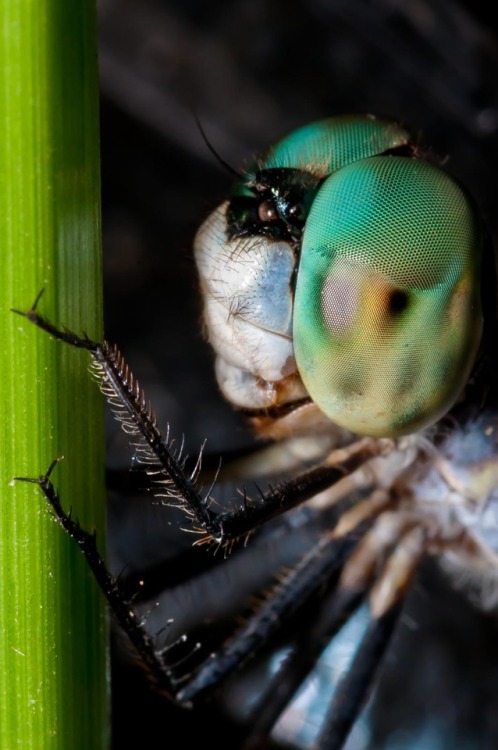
[18,112,497,750]
[195,114,484,438]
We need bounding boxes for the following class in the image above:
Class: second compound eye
[258,200,278,223]
[293,155,483,438]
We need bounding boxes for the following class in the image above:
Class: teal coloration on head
[218,115,483,436]
[227,114,412,246]
[262,114,411,176]
[293,155,483,437]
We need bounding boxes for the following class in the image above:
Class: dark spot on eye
[258,200,278,222]
[388,289,409,315]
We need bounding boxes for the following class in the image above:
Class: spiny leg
[18,458,384,717]
[17,461,424,750]
[175,514,379,705]
[241,491,396,746]
[243,508,427,748]
[161,492,393,704]
[152,492,422,721]
[14,296,386,545]
[16,296,424,744]
[15,460,178,699]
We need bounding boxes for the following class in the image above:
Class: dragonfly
[16,113,498,749]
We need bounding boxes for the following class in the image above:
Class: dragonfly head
[195,115,484,438]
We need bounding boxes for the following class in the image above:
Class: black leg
[15,296,409,750]
[17,459,380,718]
[176,522,371,705]
[14,299,382,545]
[15,460,178,699]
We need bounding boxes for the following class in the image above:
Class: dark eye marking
[388,289,409,315]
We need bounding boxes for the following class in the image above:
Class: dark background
[98,1,498,748]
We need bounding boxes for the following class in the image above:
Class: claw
[13,456,64,486]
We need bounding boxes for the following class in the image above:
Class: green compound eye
[262,114,410,173]
[293,155,483,437]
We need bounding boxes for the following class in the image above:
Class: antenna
[194,114,243,180]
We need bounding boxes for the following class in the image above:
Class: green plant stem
[0,1,107,747]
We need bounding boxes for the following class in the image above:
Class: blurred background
[98,1,498,748]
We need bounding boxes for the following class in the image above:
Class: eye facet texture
[293,155,483,437]
[197,115,483,436]
[262,114,410,175]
